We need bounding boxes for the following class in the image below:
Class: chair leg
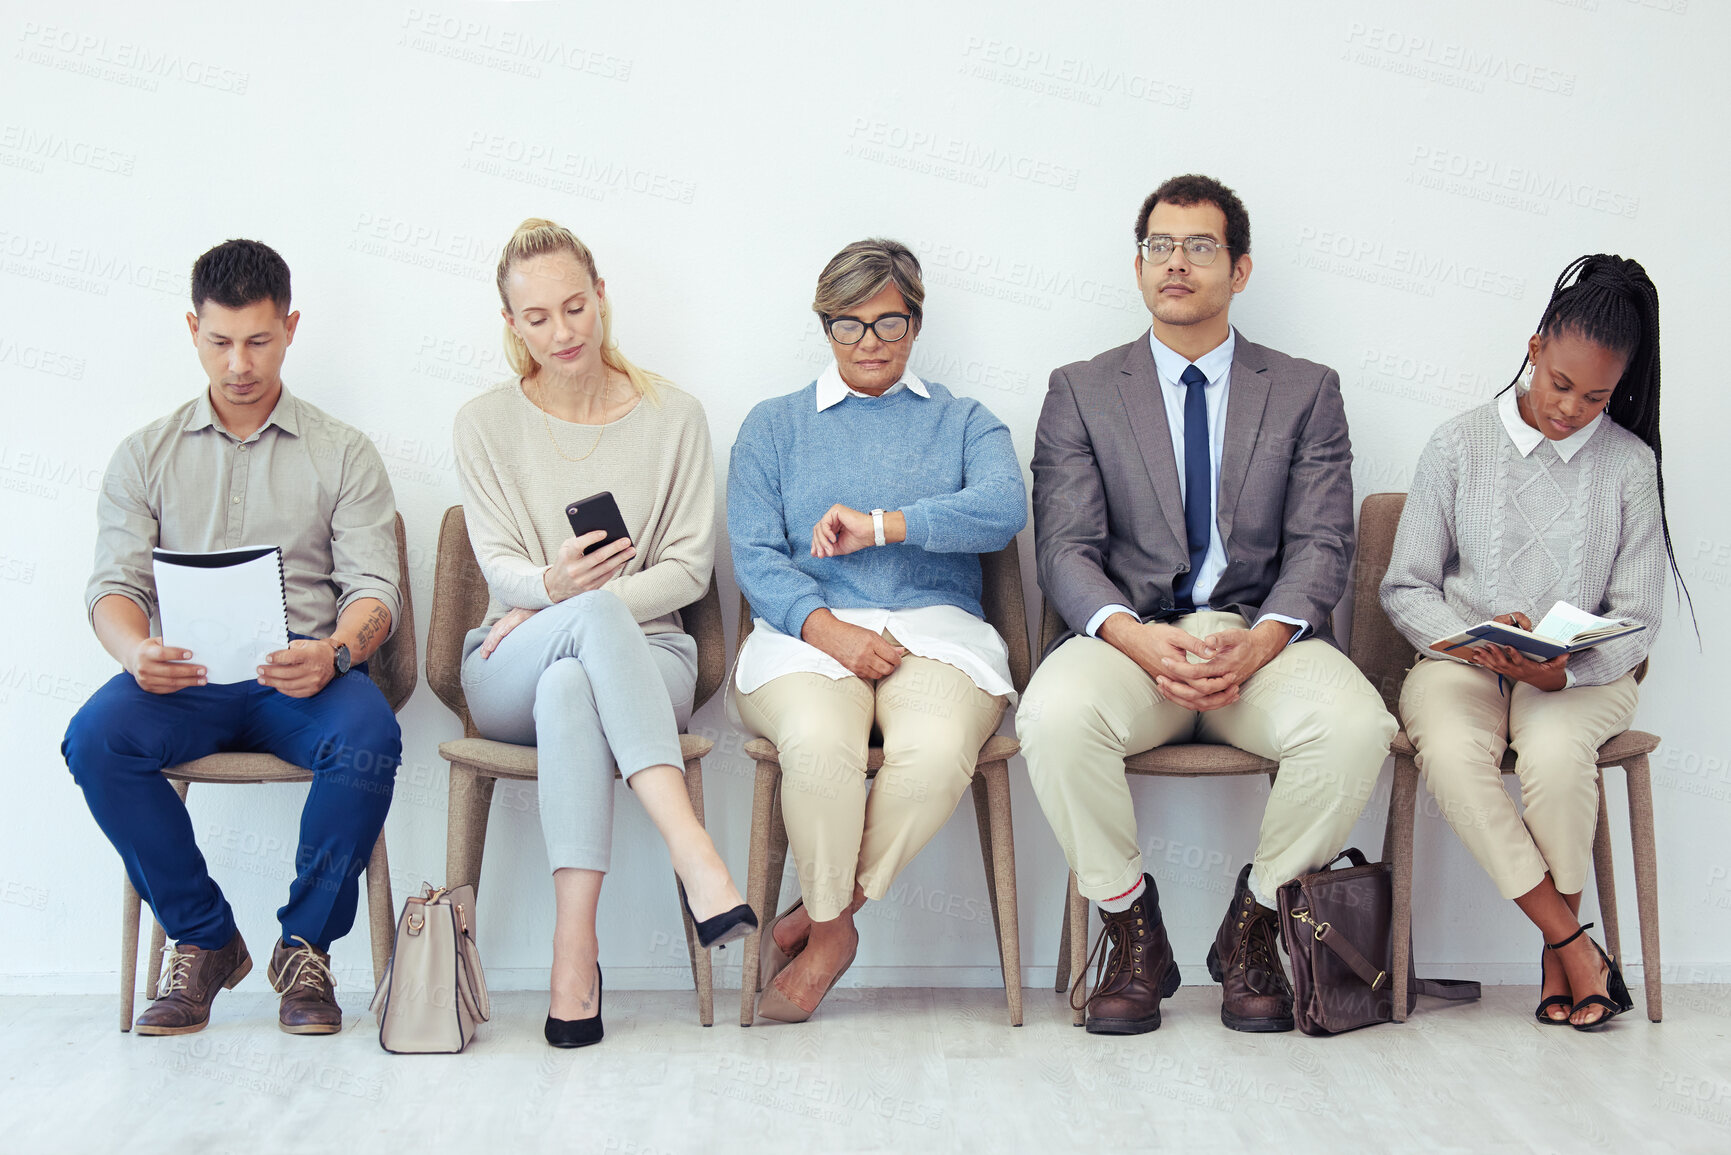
[764,777,790,928]
[970,775,1002,951]
[1623,754,1663,1021]
[739,757,780,1026]
[681,756,714,1027]
[1387,753,1418,1022]
[444,764,497,895]
[1591,779,1621,966]
[1054,883,1071,994]
[365,831,393,994]
[1067,873,1087,1027]
[974,762,1022,1026]
[120,876,142,1032]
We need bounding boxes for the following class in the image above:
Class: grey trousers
[460,590,697,873]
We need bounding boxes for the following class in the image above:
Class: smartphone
[565,491,631,556]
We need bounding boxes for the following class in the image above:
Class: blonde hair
[495,218,662,404]
[812,237,925,323]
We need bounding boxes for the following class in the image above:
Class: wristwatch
[870,509,887,548]
[329,641,352,677]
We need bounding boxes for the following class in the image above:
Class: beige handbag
[370,883,490,1053]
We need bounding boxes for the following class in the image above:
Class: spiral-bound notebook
[152,545,290,684]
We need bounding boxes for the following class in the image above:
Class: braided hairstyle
[1507,254,1694,628]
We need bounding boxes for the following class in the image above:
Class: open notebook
[152,545,290,684]
[1432,601,1644,663]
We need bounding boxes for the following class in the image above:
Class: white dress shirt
[731,361,1017,705]
[1084,328,1308,643]
[1497,385,1603,463]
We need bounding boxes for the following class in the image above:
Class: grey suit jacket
[1032,330,1356,650]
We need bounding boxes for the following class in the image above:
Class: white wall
[3,0,1725,996]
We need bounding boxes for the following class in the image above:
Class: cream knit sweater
[1379,397,1665,687]
[453,378,714,634]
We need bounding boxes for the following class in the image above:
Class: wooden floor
[3,985,1728,1154]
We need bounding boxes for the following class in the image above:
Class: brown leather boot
[1206,864,1294,1032]
[133,931,252,1036]
[1071,874,1180,1035]
[267,935,342,1035]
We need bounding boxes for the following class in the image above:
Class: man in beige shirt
[61,240,402,1037]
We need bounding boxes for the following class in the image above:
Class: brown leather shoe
[1206,864,1295,1032]
[133,931,252,1036]
[267,935,342,1035]
[1071,874,1180,1035]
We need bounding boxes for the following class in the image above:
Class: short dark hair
[190,239,292,314]
[1135,174,1251,262]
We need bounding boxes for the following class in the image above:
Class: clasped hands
[1463,611,1569,692]
[1101,615,1294,711]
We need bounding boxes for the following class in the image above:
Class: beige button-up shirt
[85,387,401,640]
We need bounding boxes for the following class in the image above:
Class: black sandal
[1544,922,1633,1031]
[1534,947,1572,1025]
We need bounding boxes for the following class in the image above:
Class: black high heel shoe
[1534,948,1573,1025]
[1545,922,1633,1031]
[545,965,603,1048]
[681,888,758,950]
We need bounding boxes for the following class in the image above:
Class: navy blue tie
[1173,364,1211,610]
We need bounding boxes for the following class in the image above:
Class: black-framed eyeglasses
[1138,234,1225,266]
[826,313,912,345]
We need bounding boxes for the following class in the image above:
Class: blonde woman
[452,219,754,1048]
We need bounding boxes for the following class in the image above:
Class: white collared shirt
[1085,329,1308,644]
[730,361,1016,708]
[1498,387,1603,462]
[814,361,930,411]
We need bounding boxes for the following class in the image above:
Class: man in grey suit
[1018,174,1396,1036]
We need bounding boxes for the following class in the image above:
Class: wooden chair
[1042,600,1280,1026]
[1350,492,1663,1021]
[425,505,725,1026]
[735,537,1033,1026]
[120,512,415,1032]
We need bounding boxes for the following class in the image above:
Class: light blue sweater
[728,381,1028,638]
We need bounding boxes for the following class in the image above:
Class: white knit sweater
[453,379,714,634]
[1379,396,1664,687]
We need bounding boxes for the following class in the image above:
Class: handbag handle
[1291,907,1386,990]
[1323,847,1370,870]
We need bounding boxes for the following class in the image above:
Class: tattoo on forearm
[354,605,389,653]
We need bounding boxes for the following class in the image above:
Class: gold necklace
[529,378,609,463]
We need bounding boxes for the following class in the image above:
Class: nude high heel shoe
[755,938,857,1025]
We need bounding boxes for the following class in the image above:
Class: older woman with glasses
[728,238,1027,1023]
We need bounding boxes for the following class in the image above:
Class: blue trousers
[62,663,400,952]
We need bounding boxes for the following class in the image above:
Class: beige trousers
[1399,657,1638,899]
[733,641,1007,922]
[1016,611,1397,907]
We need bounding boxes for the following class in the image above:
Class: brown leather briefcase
[1277,849,1480,1036]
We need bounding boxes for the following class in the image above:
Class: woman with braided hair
[1381,254,1690,1030]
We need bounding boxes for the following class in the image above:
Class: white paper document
[152,545,290,684]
